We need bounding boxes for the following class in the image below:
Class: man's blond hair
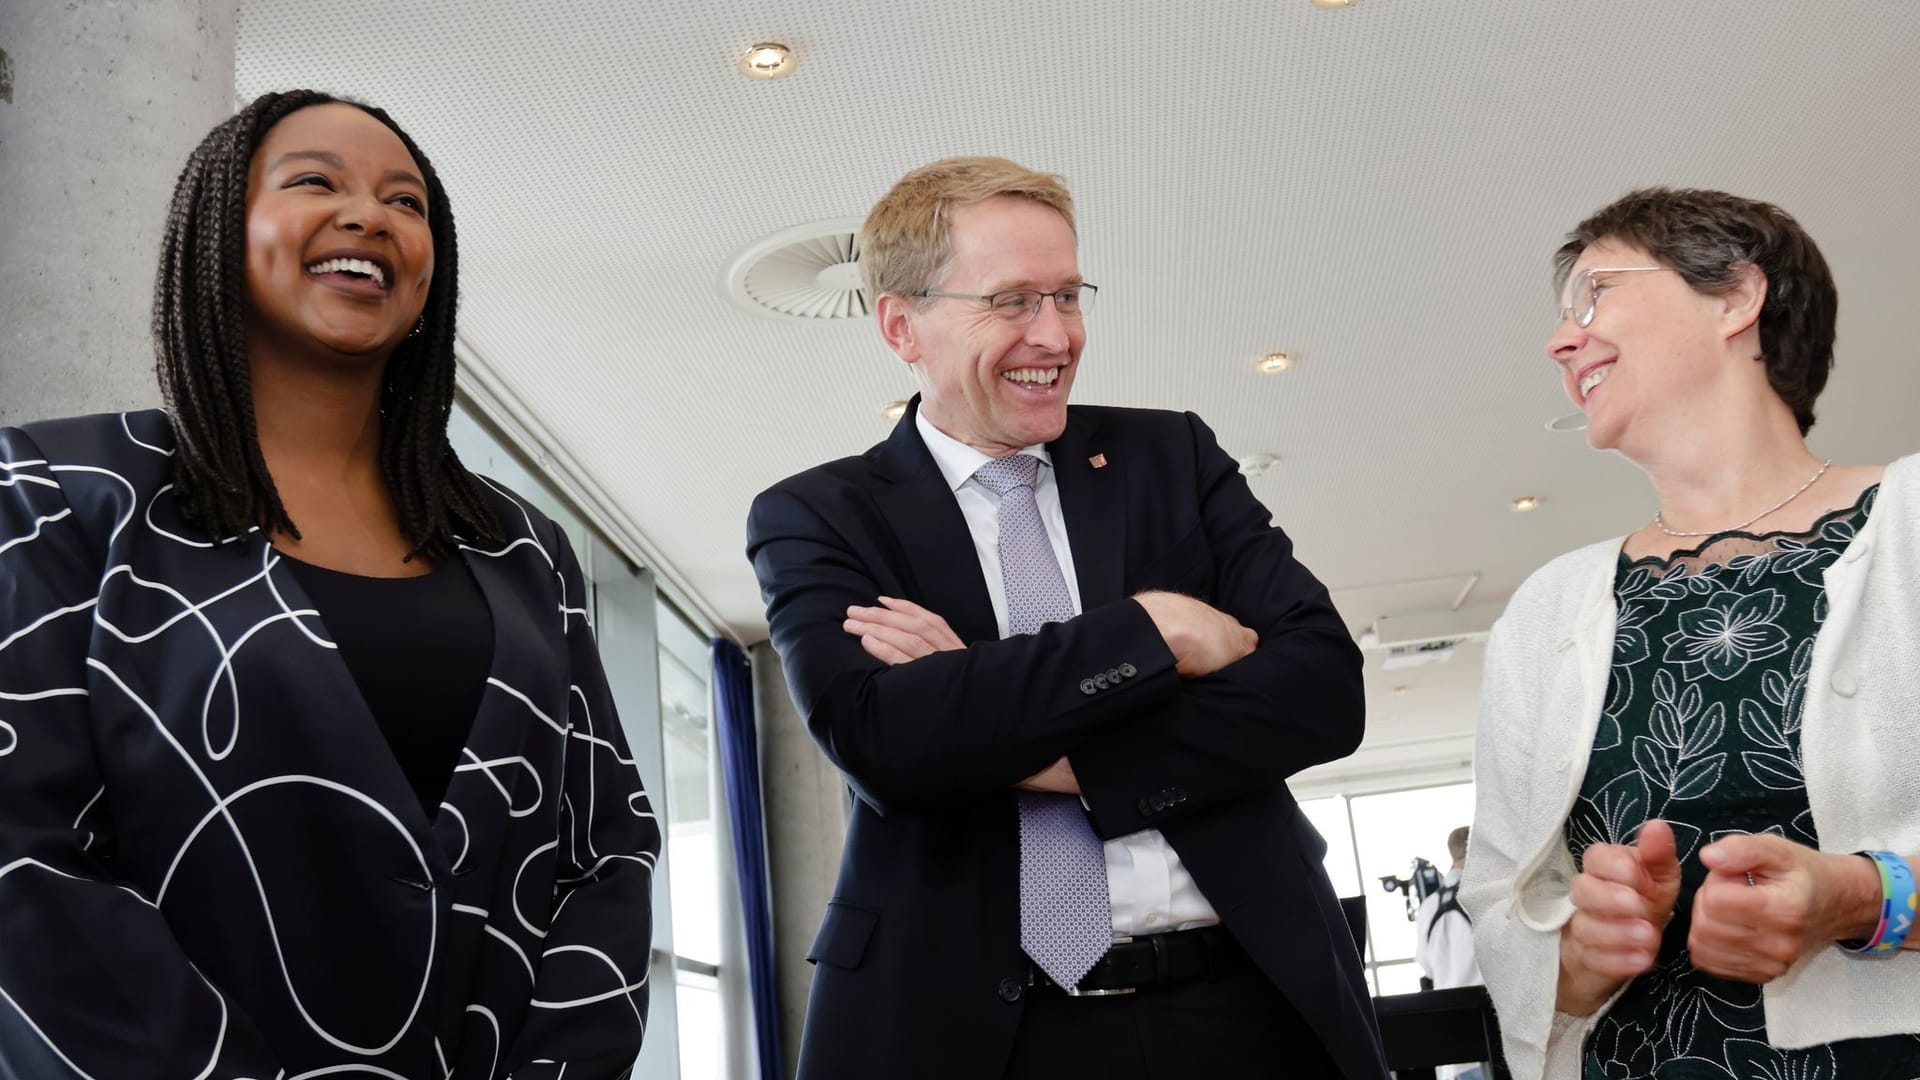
[859,156,1075,301]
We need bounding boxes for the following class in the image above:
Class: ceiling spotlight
[1511,495,1542,513]
[1311,0,1355,7]
[1255,352,1295,374]
[1237,452,1281,477]
[881,400,909,422]
[739,42,796,79]
[1392,685,1410,697]
[1546,411,1587,432]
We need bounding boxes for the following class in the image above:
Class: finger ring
[1746,871,1757,887]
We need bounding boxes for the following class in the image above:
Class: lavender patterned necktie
[972,453,1112,989]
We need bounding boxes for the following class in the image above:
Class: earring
[408,315,426,339]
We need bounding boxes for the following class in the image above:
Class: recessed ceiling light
[1546,411,1588,432]
[1393,685,1410,696]
[1255,352,1295,374]
[739,42,796,79]
[1311,0,1355,7]
[1511,495,1542,512]
[881,400,908,421]
[1237,452,1281,477]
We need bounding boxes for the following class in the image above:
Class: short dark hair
[1553,188,1838,434]
[153,89,499,558]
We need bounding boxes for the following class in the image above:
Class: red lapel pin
[1089,453,1108,469]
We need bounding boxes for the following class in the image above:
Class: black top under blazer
[746,398,1390,1080]
[0,411,660,1079]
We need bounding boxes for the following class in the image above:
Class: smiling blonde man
[747,157,1384,1080]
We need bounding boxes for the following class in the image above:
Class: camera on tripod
[1379,856,1443,921]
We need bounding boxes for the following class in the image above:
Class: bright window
[1304,781,1476,995]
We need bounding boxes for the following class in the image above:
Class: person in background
[1462,188,1920,1080]
[0,90,658,1078]
[1416,826,1484,992]
[747,156,1385,1079]
[1416,825,1486,1080]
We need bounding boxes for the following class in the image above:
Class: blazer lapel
[1050,410,1126,610]
[253,538,444,862]
[868,396,1000,644]
[437,523,564,870]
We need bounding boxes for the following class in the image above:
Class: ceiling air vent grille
[723,218,870,322]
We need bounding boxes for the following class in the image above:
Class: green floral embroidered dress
[1565,486,1920,1079]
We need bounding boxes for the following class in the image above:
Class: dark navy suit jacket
[0,411,659,1079]
[746,399,1388,1079]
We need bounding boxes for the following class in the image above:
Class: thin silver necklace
[1651,459,1833,538]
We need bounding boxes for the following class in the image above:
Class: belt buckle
[1063,984,1136,997]
[1063,935,1136,997]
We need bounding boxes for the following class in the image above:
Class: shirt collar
[914,409,1053,494]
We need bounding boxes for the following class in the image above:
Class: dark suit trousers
[1002,955,1346,1080]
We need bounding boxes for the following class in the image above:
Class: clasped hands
[1558,818,1884,1014]
[841,590,1257,795]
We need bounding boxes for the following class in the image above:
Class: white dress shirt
[915,411,1220,937]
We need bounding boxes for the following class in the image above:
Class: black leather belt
[1029,924,1246,996]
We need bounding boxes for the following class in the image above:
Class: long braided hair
[153,89,500,559]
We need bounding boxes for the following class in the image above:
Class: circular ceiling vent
[723,218,871,321]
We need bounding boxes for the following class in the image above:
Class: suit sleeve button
[1137,797,1154,816]
[1106,668,1122,684]
[1080,679,1098,695]
[1149,794,1168,812]
[997,977,1024,1002]
[1093,673,1111,689]
[1119,663,1137,678]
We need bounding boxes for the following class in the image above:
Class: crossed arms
[745,413,1365,835]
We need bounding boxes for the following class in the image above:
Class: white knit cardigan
[1461,453,1920,1080]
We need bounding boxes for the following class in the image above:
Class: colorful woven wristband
[1839,850,1915,955]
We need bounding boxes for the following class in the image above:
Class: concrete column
[751,641,847,1079]
[0,0,236,426]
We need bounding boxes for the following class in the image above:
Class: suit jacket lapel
[1051,410,1126,610]
[868,396,1000,644]
[253,537,445,863]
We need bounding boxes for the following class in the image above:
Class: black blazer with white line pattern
[0,410,659,1079]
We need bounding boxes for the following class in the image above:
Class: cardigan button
[1831,671,1858,697]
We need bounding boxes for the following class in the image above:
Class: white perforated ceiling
[235,0,1920,786]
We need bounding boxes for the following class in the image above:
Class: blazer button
[997,977,1024,1003]
[1149,794,1168,812]
[1118,663,1137,678]
[1106,668,1122,684]
[1080,678,1098,695]
[1138,797,1154,817]
[1093,673,1111,690]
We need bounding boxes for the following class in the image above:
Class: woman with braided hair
[0,91,658,1078]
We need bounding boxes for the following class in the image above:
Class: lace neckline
[1619,483,1879,571]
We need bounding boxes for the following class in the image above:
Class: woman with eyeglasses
[0,91,657,1077]
[1459,188,1920,1080]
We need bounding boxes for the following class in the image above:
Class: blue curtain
[711,638,782,1078]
